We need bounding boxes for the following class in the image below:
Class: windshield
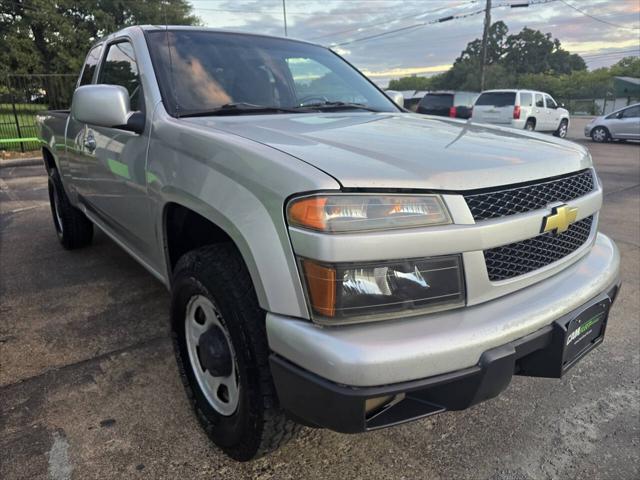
[145,30,398,116]
[475,92,516,107]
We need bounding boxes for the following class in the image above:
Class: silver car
[585,103,640,142]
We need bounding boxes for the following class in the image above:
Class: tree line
[388,21,639,100]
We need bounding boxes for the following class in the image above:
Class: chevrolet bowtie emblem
[542,205,578,235]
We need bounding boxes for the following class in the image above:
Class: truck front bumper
[267,233,620,432]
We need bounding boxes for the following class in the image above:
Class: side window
[545,95,557,109]
[79,45,103,86]
[519,92,532,107]
[99,41,141,110]
[535,94,544,108]
[622,106,640,118]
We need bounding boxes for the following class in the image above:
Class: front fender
[147,113,340,319]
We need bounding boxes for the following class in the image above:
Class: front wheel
[554,119,568,138]
[591,126,609,143]
[171,244,300,461]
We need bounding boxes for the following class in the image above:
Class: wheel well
[526,117,536,126]
[42,147,56,173]
[164,203,234,276]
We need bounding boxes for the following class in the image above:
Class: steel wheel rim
[185,294,240,416]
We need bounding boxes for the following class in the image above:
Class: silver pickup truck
[37,26,621,461]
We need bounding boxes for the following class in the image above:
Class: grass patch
[0,103,48,151]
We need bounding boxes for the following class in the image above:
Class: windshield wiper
[294,101,380,112]
[178,102,304,118]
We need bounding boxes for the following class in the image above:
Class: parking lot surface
[1,132,638,479]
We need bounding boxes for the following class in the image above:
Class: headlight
[300,255,465,322]
[287,194,451,233]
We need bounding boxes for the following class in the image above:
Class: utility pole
[479,0,492,91]
[282,0,288,37]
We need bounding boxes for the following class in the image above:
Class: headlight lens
[300,255,465,322]
[287,194,450,233]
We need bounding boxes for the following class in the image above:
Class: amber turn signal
[301,259,336,317]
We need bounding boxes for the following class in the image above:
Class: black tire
[554,119,568,138]
[171,244,300,461]
[524,119,535,131]
[591,126,609,143]
[47,169,93,249]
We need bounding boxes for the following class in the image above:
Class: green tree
[388,76,431,91]
[395,22,588,92]
[0,0,199,76]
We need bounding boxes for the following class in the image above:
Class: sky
[189,0,640,86]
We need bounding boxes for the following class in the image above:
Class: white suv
[472,89,570,138]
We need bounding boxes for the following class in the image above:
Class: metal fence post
[9,89,25,153]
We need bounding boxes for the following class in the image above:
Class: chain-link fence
[0,74,76,152]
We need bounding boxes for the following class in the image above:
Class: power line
[309,1,477,41]
[332,0,557,47]
[581,49,640,59]
[558,0,639,31]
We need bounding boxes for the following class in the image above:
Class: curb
[0,157,42,169]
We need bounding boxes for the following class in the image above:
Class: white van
[472,89,570,138]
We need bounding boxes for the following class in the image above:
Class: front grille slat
[484,216,593,281]
[465,170,594,221]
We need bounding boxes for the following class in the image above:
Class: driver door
[544,94,560,132]
[617,105,640,139]
[80,39,155,259]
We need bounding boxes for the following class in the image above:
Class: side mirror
[385,90,405,108]
[616,112,624,119]
[71,84,144,134]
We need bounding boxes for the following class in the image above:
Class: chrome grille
[484,216,593,281]
[465,170,594,221]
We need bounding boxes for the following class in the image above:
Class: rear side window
[535,94,544,107]
[79,45,103,86]
[99,41,141,110]
[475,92,516,107]
[420,94,453,109]
[622,106,640,118]
[519,92,532,107]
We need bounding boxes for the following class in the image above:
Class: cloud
[190,0,640,85]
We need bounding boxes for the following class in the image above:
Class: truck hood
[183,112,591,191]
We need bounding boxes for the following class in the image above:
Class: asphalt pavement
[1,123,638,479]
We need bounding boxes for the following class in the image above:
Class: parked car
[400,90,428,112]
[416,91,478,119]
[585,103,640,142]
[472,89,570,138]
[37,26,620,462]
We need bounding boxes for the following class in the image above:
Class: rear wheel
[47,169,93,249]
[591,126,609,143]
[554,119,568,138]
[524,119,535,131]
[171,244,300,461]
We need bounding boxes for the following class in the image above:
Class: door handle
[84,133,96,152]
